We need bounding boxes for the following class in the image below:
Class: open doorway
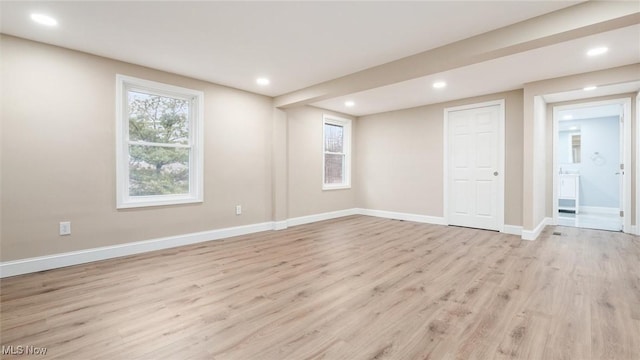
[552,98,631,232]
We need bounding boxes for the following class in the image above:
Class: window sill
[322,184,352,191]
[117,197,203,209]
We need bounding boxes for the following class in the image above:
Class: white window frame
[116,74,204,209]
[322,114,352,190]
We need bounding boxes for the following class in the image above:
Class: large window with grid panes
[116,75,204,208]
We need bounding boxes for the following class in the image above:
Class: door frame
[637,92,640,235]
[551,97,632,233]
[443,99,505,232]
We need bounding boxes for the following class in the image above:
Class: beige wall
[2,35,638,263]
[285,106,357,218]
[271,108,289,222]
[356,89,524,226]
[533,96,548,227]
[1,35,274,261]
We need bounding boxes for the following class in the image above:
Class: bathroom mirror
[558,130,581,164]
[570,133,581,163]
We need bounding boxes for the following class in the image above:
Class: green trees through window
[323,123,345,184]
[127,91,191,196]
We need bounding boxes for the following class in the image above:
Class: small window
[116,75,203,208]
[323,115,352,190]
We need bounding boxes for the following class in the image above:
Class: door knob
[493,171,499,176]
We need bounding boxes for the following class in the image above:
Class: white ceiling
[2,1,637,117]
[1,1,580,99]
[558,104,622,124]
[313,25,640,116]
[544,80,640,104]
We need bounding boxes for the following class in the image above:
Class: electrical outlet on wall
[236,205,242,215]
[59,221,71,236]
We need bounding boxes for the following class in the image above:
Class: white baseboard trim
[0,221,274,278]
[273,220,288,230]
[502,225,523,236]
[521,217,552,241]
[578,206,619,215]
[356,208,446,225]
[287,208,359,227]
[0,207,543,278]
[631,225,638,236]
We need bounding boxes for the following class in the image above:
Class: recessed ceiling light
[345,101,355,107]
[256,77,270,86]
[562,115,573,120]
[570,126,578,130]
[587,47,608,57]
[583,86,597,91]
[30,13,57,26]
[432,81,447,89]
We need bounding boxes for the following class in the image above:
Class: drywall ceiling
[557,104,622,124]
[2,1,637,117]
[313,24,640,116]
[0,1,580,99]
[544,80,640,104]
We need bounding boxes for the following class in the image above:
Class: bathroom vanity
[558,173,580,213]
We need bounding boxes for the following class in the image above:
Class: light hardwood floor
[1,215,639,359]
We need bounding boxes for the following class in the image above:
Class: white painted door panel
[448,105,499,230]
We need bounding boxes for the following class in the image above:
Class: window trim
[322,114,352,190]
[115,74,204,209]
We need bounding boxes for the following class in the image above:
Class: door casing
[551,97,632,233]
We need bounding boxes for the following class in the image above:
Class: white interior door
[618,112,624,225]
[447,104,501,230]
